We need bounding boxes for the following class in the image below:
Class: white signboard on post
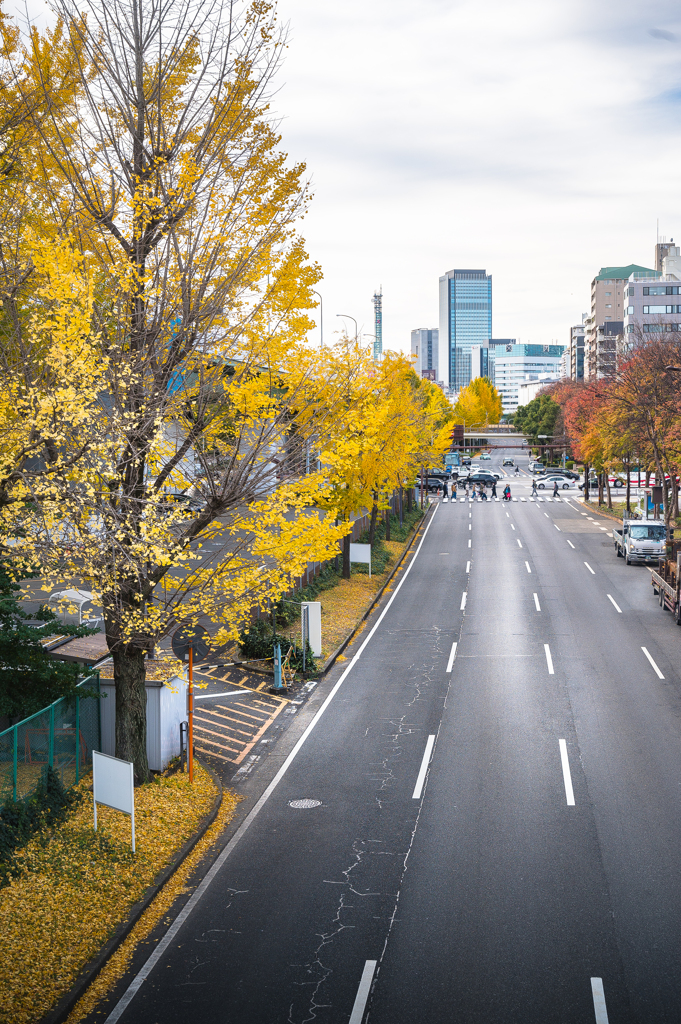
[300,601,322,657]
[92,750,136,852]
[349,542,372,577]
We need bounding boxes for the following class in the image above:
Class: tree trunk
[626,455,631,514]
[369,499,378,548]
[342,531,351,580]
[598,471,604,506]
[605,470,612,510]
[385,505,391,541]
[399,486,403,528]
[407,487,412,513]
[113,647,149,784]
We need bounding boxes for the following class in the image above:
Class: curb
[320,505,434,676]
[39,762,223,1024]
[578,499,625,523]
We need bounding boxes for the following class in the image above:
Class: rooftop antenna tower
[372,286,383,361]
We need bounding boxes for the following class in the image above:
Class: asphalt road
[99,447,681,1024]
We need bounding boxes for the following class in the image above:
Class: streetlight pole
[336,314,358,341]
[312,289,323,347]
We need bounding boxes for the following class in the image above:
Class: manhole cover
[289,799,322,809]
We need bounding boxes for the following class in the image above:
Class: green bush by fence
[0,675,100,804]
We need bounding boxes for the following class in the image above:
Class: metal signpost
[93,750,136,851]
[172,624,210,783]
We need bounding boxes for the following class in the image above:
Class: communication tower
[372,287,383,361]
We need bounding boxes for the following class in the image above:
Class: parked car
[502,457,514,467]
[535,474,575,490]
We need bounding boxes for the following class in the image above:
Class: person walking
[442,478,448,501]
[553,480,559,498]
[503,484,511,501]
[491,478,497,498]
[531,479,538,497]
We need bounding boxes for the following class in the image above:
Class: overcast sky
[273,0,681,353]
[18,0,681,354]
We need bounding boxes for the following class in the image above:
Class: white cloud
[276,0,681,350]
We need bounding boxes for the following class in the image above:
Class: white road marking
[349,961,378,1024]
[521,497,526,501]
[511,524,516,530]
[567,540,575,549]
[525,561,532,573]
[599,527,608,531]
[446,642,457,672]
[590,977,610,1024]
[468,539,471,547]
[584,562,595,574]
[517,539,523,547]
[544,512,549,518]
[460,592,467,610]
[100,504,441,1024]
[529,497,535,502]
[466,561,470,572]
[194,691,242,700]
[469,523,472,530]
[544,643,554,674]
[506,512,510,517]
[641,646,665,679]
[412,735,436,799]
[534,593,541,611]
[581,512,588,516]
[512,497,517,501]
[558,738,575,805]
[607,594,622,613]
[554,524,561,531]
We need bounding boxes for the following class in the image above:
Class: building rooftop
[594,264,657,282]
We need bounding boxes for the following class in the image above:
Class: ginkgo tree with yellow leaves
[452,376,503,429]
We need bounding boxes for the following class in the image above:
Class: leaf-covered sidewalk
[0,765,235,1024]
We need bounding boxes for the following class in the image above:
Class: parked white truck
[613,517,667,565]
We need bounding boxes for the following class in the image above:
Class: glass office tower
[438,269,492,391]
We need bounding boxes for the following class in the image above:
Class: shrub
[0,767,78,886]
[238,620,316,675]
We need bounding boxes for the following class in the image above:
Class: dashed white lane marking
[349,961,378,1024]
[506,512,510,518]
[581,512,588,516]
[544,643,554,674]
[460,592,467,610]
[469,524,472,531]
[567,540,576,549]
[511,524,516,530]
[544,512,549,518]
[534,593,541,611]
[607,594,622,613]
[641,646,665,679]
[446,642,457,672]
[466,561,470,573]
[412,735,436,799]
[468,539,471,548]
[554,524,561,531]
[590,977,610,1024]
[558,738,575,805]
[525,561,532,573]
[517,539,523,547]
[584,562,595,574]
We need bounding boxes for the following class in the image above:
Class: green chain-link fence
[0,675,100,803]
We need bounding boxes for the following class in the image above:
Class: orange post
[188,645,194,783]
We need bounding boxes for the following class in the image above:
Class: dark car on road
[465,472,497,487]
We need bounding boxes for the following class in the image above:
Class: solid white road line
[607,594,622,613]
[567,540,575,549]
[525,561,532,573]
[446,642,457,672]
[544,643,554,674]
[641,646,665,679]
[590,977,610,1024]
[554,524,561,531]
[349,961,378,1024]
[460,592,467,610]
[465,560,470,572]
[534,593,541,611]
[517,539,523,547]
[584,562,595,574]
[558,738,575,805]
[194,691,242,700]
[101,506,441,1024]
[412,734,436,799]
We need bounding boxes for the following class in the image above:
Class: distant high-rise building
[568,318,586,380]
[438,268,492,391]
[655,238,676,272]
[411,328,439,378]
[372,288,383,360]
[585,264,655,379]
[493,343,565,413]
